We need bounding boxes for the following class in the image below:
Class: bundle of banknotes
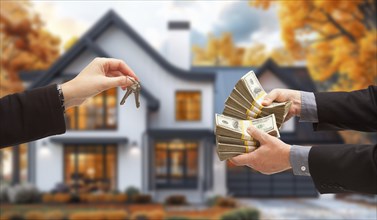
[215,70,291,161]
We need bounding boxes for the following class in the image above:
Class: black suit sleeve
[308,85,377,194]
[0,84,66,148]
[309,144,377,194]
[313,85,377,131]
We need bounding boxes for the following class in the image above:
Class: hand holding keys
[120,77,140,108]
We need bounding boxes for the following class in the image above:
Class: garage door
[227,162,318,197]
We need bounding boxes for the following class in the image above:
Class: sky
[32,0,282,53]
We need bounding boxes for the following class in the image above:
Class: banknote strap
[249,91,266,115]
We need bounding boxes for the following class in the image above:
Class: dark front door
[64,144,117,193]
[227,161,318,197]
[154,140,198,189]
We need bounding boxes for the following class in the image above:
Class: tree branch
[307,33,343,44]
[320,9,357,43]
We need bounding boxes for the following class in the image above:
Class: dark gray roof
[51,136,128,144]
[148,129,214,139]
[192,59,317,115]
[25,9,213,87]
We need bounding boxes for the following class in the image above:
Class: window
[64,145,117,193]
[175,91,201,121]
[155,140,198,188]
[65,88,117,130]
[0,144,28,185]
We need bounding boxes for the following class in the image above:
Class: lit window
[176,91,201,121]
[64,145,117,192]
[65,88,117,130]
[0,144,28,185]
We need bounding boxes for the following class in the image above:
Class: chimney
[165,21,191,70]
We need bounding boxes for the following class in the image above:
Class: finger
[103,75,134,90]
[262,89,279,106]
[247,126,269,144]
[106,58,139,81]
[230,153,256,166]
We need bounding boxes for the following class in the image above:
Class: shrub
[206,195,222,207]
[51,182,70,194]
[104,210,128,220]
[220,208,260,220]
[69,193,81,203]
[132,194,152,204]
[114,194,128,203]
[125,186,140,201]
[54,193,71,203]
[130,211,148,220]
[164,195,187,206]
[7,183,39,204]
[78,193,89,203]
[45,210,65,220]
[216,197,237,208]
[24,211,45,220]
[42,193,54,203]
[164,217,190,220]
[0,212,23,220]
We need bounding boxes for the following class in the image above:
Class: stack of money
[223,70,291,128]
[215,114,280,161]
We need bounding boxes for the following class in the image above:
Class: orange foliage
[0,0,61,97]
[252,0,377,91]
[192,33,294,67]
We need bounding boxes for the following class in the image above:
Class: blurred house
[2,10,343,203]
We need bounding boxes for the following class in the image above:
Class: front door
[154,140,198,189]
[64,144,117,193]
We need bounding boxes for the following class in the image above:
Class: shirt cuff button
[301,166,306,172]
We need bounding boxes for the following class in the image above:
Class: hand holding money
[215,114,280,161]
[230,126,292,175]
[215,70,290,161]
[262,89,302,122]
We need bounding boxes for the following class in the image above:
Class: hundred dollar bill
[216,135,258,146]
[216,143,257,161]
[214,113,280,141]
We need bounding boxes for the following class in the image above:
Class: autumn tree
[192,32,294,67]
[0,0,61,97]
[252,0,377,91]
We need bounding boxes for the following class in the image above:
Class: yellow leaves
[192,33,295,67]
[251,0,376,91]
[250,0,272,10]
[0,0,61,96]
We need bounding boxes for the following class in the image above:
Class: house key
[120,77,141,108]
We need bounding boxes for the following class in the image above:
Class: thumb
[103,76,133,90]
[262,89,279,106]
[247,125,268,144]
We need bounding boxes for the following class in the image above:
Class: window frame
[175,90,202,122]
[154,140,199,189]
[65,88,118,131]
[63,144,118,191]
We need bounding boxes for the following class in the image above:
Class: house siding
[94,25,214,130]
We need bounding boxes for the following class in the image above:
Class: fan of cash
[215,70,291,161]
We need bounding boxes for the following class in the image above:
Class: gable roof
[256,59,316,92]
[26,37,159,111]
[28,9,214,91]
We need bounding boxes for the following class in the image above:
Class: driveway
[238,195,377,220]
